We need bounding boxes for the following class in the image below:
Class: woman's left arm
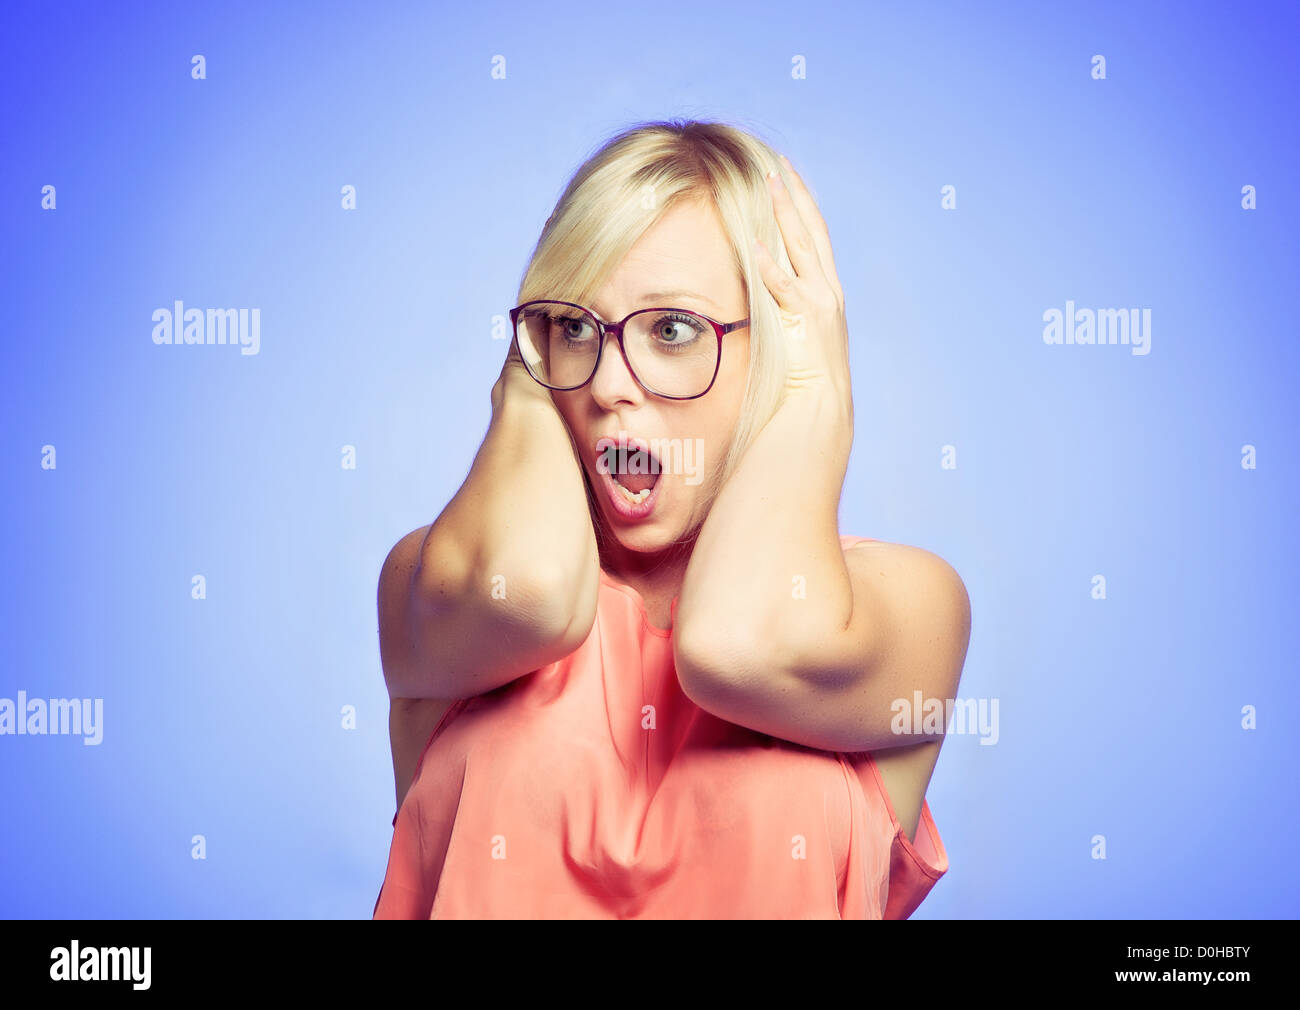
[673,156,970,753]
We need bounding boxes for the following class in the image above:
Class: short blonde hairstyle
[515,119,805,550]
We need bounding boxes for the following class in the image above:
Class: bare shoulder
[842,539,970,843]
[378,526,430,626]
[377,525,433,695]
[841,539,969,615]
[841,538,970,675]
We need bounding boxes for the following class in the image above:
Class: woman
[373,120,971,919]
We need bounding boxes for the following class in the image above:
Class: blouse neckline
[597,568,679,638]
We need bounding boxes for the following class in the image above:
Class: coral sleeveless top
[373,534,948,919]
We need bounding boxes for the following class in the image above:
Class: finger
[766,168,824,283]
[752,236,800,312]
[777,155,843,301]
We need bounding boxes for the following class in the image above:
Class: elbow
[672,620,764,707]
[674,613,854,705]
[467,552,590,648]
[385,535,595,700]
[441,553,595,679]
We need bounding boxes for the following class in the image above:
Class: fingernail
[779,153,792,168]
[767,170,785,189]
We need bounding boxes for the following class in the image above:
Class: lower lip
[597,466,662,521]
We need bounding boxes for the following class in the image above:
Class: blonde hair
[514,119,804,555]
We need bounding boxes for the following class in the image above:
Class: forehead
[594,194,742,315]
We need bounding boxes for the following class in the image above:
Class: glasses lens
[514,303,720,397]
[516,302,601,389]
[625,309,718,397]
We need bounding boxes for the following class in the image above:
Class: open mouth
[594,436,661,506]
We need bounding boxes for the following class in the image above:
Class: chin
[606,520,671,550]
[600,513,689,554]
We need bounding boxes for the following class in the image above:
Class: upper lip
[594,434,661,474]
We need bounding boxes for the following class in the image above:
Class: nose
[588,330,644,408]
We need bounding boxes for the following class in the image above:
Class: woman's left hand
[752,155,853,419]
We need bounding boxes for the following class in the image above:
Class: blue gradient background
[3,0,1297,918]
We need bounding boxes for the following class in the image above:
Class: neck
[597,522,696,600]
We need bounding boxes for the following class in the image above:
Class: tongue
[617,471,656,494]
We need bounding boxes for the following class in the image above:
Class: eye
[553,314,595,342]
[652,312,706,348]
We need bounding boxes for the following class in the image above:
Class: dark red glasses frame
[508,299,749,400]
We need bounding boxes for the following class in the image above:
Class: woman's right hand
[491,336,554,414]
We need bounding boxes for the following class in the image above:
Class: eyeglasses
[508,299,749,400]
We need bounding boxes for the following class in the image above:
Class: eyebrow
[586,290,723,323]
[637,290,720,310]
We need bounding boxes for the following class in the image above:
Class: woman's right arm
[378,356,599,700]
